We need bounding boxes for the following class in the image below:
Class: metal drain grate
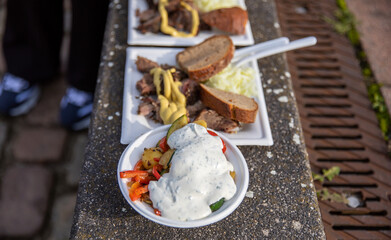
[275,0,391,238]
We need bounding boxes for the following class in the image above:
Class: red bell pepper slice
[134,159,144,170]
[134,185,149,196]
[158,136,170,152]
[152,165,163,180]
[120,170,148,179]
[128,182,142,201]
[128,183,149,201]
[134,174,155,184]
[154,208,161,216]
[207,130,227,153]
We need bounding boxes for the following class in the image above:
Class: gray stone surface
[25,77,67,127]
[70,0,325,239]
[0,165,52,237]
[346,0,391,86]
[65,133,88,186]
[12,127,68,162]
[346,0,391,117]
[48,194,77,240]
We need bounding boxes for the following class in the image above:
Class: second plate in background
[128,0,254,46]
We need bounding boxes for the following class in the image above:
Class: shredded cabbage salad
[193,0,239,12]
[205,64,257,97]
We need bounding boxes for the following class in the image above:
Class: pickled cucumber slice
[210,198,225,212]
[159,149,175,169]
[167,114,188,139]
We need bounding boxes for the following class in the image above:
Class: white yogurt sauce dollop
[148,123,237,221]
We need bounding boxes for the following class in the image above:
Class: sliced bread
[201,7,248,35]
[176,35,234,82]
[200,84,258,123]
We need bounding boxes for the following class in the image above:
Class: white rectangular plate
[121,47,273,146]
[128,0,254,46]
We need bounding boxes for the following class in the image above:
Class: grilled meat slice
[137,9,156,23]
[136,56,160,73]
[136,73,156,96]
[137,96,163,123]
[136,14,161,33]
[195,109,240,133]
[186,100,206,119]
[168,7,193,33]
[181,78,200,105]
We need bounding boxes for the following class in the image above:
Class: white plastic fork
[232,37,290,63]
[232,36,317,67]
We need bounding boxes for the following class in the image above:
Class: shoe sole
[9,86,40,116]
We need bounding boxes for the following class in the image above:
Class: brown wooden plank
[296,101,380,126]
[299,118,388,153]
[315,174,391,202]
[315,186,391,222]
[293,77,370,96]
[306,147,391,172]
[322,221,357,240]
[276,0,391,237]
[309,160,391,186]
[293,61,341,69]
[318,201,391,239]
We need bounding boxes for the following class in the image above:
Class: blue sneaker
[60,87,93,131]
[0,73,40,116]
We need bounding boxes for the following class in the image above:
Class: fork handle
[234,36,317,67]
[232,37,290,63]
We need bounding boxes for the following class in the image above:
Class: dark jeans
[3,0,109,92]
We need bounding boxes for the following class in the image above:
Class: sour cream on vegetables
[148,123,237,221]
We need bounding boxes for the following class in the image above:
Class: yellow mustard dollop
[158,0,199,37]
[150,67,187,124]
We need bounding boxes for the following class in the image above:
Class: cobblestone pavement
[0,76,87,239]
[0,1,85,239]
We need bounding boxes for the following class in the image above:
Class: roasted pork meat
[195,109,240,133]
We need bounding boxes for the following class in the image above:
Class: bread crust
[201,7,248,35]
[176,35,234,82]
[200,84,258,123]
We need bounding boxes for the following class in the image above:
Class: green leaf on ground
[322,166,340,181]
[313,166,340,182]
[317,188,349,204]
[312,173,324,183]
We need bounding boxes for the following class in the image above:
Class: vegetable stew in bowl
[117,115,249,228]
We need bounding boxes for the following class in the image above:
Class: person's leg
[0,0,63,116]
[67,0,109,92]
[3,0,63,83]
[59,0,109,130]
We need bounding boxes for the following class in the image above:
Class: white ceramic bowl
[117,125,249,228]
